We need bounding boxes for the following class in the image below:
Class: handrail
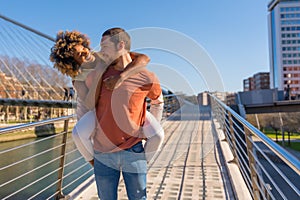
[210,94,300,173]
[209,93,300,200]
[0,114,79,200]
[0,115,75,135]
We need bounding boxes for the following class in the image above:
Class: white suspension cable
[0,25,42,99]
[0,16,70,101]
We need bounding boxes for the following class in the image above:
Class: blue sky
[1,0,271,95]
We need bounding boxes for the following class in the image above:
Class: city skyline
[1,0,270,95]
[268,0,300,95]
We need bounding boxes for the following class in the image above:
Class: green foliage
[264,130,300,152]
[289,142,300,151]
[263,130,300,139]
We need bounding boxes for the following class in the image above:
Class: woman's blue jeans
[94,142,147,200]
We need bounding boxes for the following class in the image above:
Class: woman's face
[73,44,90,65]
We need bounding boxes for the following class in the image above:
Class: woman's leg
[143,111,164,163]
[72,110,96,163]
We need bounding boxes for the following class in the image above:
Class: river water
[0,134,93,200]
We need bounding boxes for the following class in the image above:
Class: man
[93,28,163,200]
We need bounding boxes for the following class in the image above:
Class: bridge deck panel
[73,109,231,199]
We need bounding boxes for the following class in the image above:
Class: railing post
[244,127,260,200]
[55,119,69,200]
[264,184,271,200]
[220,107,227,141]
[228,112,238,164]
[5,106,9,122]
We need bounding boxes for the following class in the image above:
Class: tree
[0,55,70,100]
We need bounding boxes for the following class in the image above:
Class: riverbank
[0,121,75,142]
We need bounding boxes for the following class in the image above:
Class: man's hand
[103,75,123,90]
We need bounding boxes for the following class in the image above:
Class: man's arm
[103,52,150,90]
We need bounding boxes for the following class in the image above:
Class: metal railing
[0,94,180,200]
[0,89,64,101]
[210,94,300,200]
[0,115,93,200]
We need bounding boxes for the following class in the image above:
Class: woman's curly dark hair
[50,30,91,77]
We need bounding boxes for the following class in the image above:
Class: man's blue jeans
[94,142,147,200]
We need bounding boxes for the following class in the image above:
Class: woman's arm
[124,52,150,76]
[103,52,150,90]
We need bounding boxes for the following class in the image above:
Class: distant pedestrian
[21,89,26,99]
[284,84,290,100]
[68,87,75,101]
[63,88,69,101]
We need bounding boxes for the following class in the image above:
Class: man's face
[100,35,119,64]
[73,44,90,65]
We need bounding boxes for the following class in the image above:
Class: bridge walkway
[73,105,237,200]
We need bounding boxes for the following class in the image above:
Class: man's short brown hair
[102,27,131,51]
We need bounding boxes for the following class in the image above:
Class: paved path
[73,105,234,200]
